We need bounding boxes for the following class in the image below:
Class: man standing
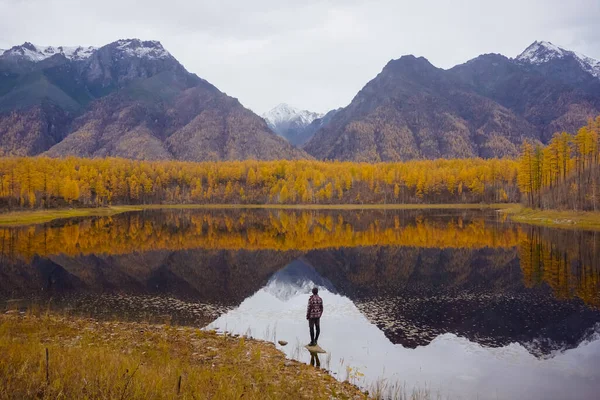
[306,287,323,346]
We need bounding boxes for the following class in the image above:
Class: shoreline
[500,206,600,231]
[0,203,514,227]
[3,203,600,231]
[0,313,368,399]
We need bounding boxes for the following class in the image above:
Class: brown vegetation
[0,313,367,399]
[0,104,70,157]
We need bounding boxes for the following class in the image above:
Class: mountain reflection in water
[1,208,599,399]
[209,259,600,400]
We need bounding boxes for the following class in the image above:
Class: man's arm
[306,298,311,320]
[318,298,323,315]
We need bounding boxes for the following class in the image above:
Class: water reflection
[519,226,600,307]
[265,260,336,301]
[0,209,521,260]
[207,259,600,400]
[307,247,600,354]
[0,209,597,308]
[0,248,298,325]
[0,208,599,399]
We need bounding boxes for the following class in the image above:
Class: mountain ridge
[0,38,309,160]
[1,39,599,162]
[303,41,600,162]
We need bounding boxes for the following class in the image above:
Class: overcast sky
[1,0,599,114]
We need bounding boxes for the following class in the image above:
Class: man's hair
[312,287,318,295]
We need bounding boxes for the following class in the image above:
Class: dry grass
[0,313,367,400]
[369,380,439,400]
[502,205,600,231]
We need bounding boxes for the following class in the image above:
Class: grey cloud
[1,0,599,114]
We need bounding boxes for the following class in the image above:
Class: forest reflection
[519,227,600,307]
[0,209,597,307]
[0,209,520,258]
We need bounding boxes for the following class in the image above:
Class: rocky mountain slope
[304,41,600,161]
[3,39,599,162]
[0,40,307,160]
[298,108,340,147]
[262,103,323,146]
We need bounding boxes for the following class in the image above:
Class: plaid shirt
[306,294,323,319]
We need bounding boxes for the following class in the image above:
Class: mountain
[298,108,340,147]
[0,43,97,63]
[304,41,600,161]
[516,40,600,80]
[262,103,323,146]
[4,39,599,162]
[0,39,308,160]
[450,42,600,142]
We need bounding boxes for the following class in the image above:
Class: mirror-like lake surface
[1,209,599,399]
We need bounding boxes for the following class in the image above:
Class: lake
[1,208,599,399]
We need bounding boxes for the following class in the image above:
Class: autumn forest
[0,118,598,210]
[0,157,520,209]
[518,116,600,210]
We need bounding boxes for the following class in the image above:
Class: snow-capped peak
[1,42,97,62]
[517,40,600,79]
[0,39,172,63]
[517,41,565,64]
[262,103,323,127]
[112,39,171,60]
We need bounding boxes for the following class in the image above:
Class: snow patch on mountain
[1,39,172,63]
[517,41,600,79]
[572,51,600,79]
[517,41,564,64]
[1,42,97,61]
[114,39,171,60]
[262,103,323,128]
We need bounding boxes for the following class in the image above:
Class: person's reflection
[309,351,321,368]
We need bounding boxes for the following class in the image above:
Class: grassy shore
[501,205,600,231]
[0,203,514,227]
[0,206,140,227]
[0,312,367,400]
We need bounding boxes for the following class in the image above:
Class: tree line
[0,157,519,209]
[518,116,600,210]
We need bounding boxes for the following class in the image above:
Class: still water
[1,208,599,399]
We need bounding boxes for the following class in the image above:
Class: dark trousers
[309,318,320,343]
